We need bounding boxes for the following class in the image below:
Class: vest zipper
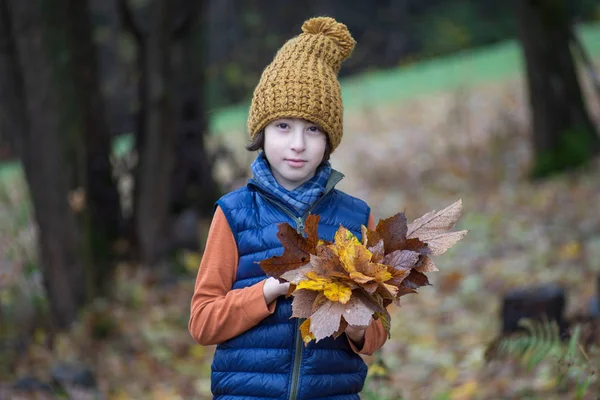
[254,174,343,400]
[289,318,303,400]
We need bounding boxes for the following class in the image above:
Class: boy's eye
[307,126,320,133]
[276,123,289,129]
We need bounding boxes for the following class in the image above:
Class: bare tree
[120,0,218,264]
[515,0,600,178]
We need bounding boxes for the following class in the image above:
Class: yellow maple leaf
[323,282,352,304]
[297,271,330,291]
[374,266,392,282]
[297,271,352,304]
[335,227,373,275]
[299,318,315,345]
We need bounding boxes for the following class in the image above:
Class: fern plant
[492,318,596,398]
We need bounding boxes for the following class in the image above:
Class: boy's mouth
[285,158,307,167]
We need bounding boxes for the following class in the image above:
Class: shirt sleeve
[188,206,276,346]
[347,212,389,355]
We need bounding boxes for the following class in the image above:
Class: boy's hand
[344,324,367,348]
[263,277,290,305]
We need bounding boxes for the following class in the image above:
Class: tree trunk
[61,0,122,294]
[171,0,219,217]
[0,0,26,154]
[3,0,121,327]
[4,0,86,327]
[515,0,600,178]
[134,0,176,265]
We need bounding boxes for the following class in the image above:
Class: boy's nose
[290,131,306,152]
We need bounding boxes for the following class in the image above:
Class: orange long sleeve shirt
[189,206,388,355]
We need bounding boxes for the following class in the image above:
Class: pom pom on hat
[247,17,357,152]
[301,17,355,61]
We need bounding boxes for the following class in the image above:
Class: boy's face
[263,117,327,191]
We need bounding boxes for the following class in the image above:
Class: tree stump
[502,284,568,337]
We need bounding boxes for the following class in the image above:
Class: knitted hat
[247,17,356,152]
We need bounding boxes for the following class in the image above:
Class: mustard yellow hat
[247,17,356,151]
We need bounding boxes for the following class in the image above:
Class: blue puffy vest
[211,171,371,400]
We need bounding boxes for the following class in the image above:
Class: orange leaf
[258,223,315,278]
[366,229,382,249]
[304,214,321,250]
[375,212,408,253]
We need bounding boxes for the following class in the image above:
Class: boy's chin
[282,174,307,183]
[280,172,312,185]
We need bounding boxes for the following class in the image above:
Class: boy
[189,17,387,399]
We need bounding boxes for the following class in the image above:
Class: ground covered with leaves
[2,67,600,399]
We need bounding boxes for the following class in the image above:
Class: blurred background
[1,0,600,399]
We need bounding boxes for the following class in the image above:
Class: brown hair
[246,130,332,165]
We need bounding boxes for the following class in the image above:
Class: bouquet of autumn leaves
[258,200,468,344]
